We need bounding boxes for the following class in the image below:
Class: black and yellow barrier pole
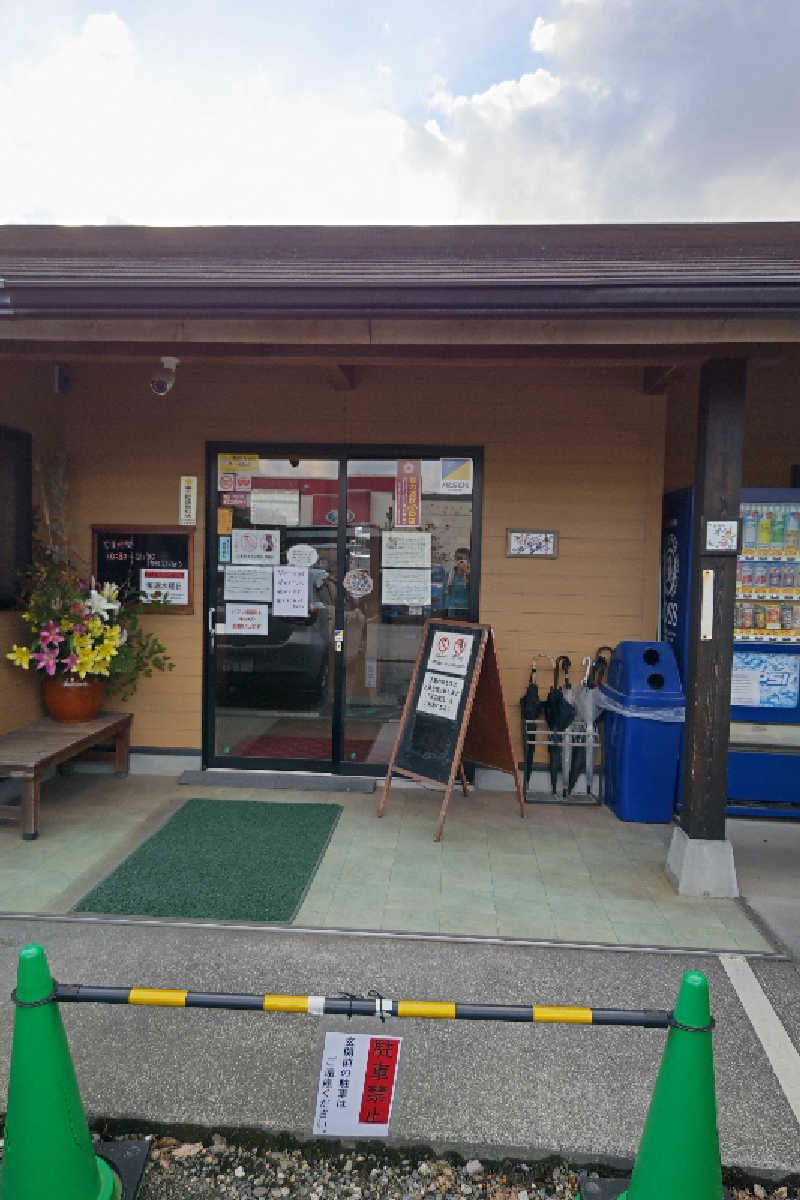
[55,982,671,1028]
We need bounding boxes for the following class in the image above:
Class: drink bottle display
[757,508,772,549]
[741,511,757,551]
[786,512,800,554]
[771,508,786,552]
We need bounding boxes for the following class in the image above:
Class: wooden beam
[680,357,747,841]
[642,365,683,394]
[0,339,789,369]
[325,365,361,391]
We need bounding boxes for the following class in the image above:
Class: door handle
[208,607,216,650]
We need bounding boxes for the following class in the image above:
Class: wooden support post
[680,358,746,842]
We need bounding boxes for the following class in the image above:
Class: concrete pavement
[1,915,799,1178]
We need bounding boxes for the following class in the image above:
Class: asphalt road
[1,915,798,1178]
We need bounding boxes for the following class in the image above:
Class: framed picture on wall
[506,529,559,558]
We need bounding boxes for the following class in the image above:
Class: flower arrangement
[6,552,174,701]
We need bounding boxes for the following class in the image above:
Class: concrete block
[665,825,739,898]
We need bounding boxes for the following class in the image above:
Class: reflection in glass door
[342,458,476,767]
[210,456,340,766]
[206,447,479,771]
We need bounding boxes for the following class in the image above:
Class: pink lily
[70,623,87,635]
[32,648,60,675]
[39,621,65,649]
[62,652,78,671]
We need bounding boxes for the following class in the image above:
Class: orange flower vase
[42,675,106,723]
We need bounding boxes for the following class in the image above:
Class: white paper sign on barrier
[313,1033,401,1138]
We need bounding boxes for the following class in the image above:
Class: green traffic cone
[0,944,120,1200]
[620,970,723,1200]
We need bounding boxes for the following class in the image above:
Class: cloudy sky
[2,0,800,225]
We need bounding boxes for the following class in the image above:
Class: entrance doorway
[204,445,481,772]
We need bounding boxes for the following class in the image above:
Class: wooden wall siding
[39,359,665,755]
[0,362,65,733]
[664,357,800,494]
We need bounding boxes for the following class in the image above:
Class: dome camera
[150,356,180,396]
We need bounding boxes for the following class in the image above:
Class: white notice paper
[417,670,465,721]
[381,530,431,568]
[139,569,189,606]
[730,667,761,708]
[313,1032,401,1138]
[250,490,300,527]
[232,528,280,565]
[225,603,268,636]
[382,569,431,607]
[427,631,474,676]
[273,565,309,616]
[223,565,273,602]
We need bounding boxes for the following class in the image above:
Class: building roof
[2,223,800,319]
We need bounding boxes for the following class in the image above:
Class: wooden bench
[0,712,133,840]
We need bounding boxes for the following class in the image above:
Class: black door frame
[203,442,483,774]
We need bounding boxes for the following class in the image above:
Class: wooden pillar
[680,358,747,841]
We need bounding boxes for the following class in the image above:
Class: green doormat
[73,798,342,922]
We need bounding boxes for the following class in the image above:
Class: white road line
[720,954,800,1125]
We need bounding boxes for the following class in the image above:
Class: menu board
[393,624,483,784]
[92,526,193,614]
[379,620,525,840]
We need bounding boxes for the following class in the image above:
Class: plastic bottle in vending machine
[785,512,800,554]
[757,507,772,549]
[771,507,786,553]
[741,510,758,552]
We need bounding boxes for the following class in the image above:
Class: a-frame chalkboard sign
[378,619,525,840]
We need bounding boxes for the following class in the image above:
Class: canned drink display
[793,605,800,628]
[769,564,783,589]
[782,565,796,589]
[754,562,769,587]
[734,602,742,628]
[781,604,794,630]
[740,603,754,628]
[766,605,781,629]
[741,561,754,587]
[754,605,766,629]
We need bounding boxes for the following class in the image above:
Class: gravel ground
[96,1135,799,1200]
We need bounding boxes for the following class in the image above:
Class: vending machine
[729,488,800,816]
[661,487,800,818]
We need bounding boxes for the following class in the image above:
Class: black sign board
[92,525,194,614]
[378,619,525,840]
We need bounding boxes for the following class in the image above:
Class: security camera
[289,456,300,468]
[150,356,180,396]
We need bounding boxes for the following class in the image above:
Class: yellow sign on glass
[218,453,258,471]
[217,507,233,535]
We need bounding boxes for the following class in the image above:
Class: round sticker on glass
[287,543,319,567]
[343,569,373,598]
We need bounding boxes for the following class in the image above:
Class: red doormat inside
[231,734,375,761]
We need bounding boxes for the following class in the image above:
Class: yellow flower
[86,617,104,638]
[60,618,73,632]
[105,624,122,648]
[6,645,31,669]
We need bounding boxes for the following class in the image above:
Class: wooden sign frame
[92,525,194,615]
[378,619,525,840]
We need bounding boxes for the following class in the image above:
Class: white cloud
[3,3,800,224]
[529,17,558,54]
[429,70,561,123]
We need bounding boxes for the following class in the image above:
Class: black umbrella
[520,662,544,793]
[543,655,576,795]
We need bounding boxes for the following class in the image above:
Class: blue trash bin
[600,641,685,822]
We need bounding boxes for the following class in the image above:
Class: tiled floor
[0,771,775,953]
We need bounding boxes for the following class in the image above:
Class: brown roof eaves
[2,223,800,320]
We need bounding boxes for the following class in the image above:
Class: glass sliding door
[208,455,340,767]
[341,457,477,769]
[205,446,480,772]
